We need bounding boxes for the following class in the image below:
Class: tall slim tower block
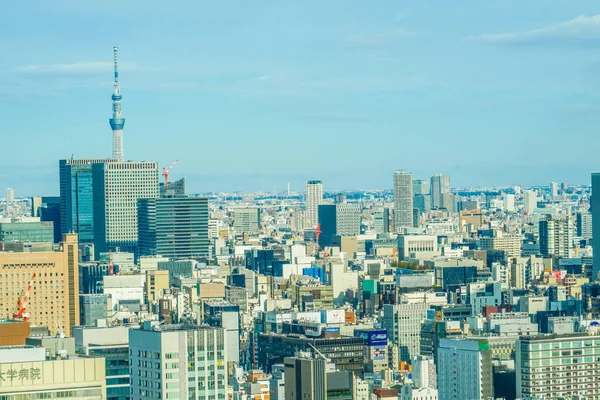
[59,158,114,244]
[393,170,413,231]
[305,180,323,228]
[109,47,125,161]
[92,161,159,256]
[430,174,450,209]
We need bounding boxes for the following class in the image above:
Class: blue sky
[2,1,600,195]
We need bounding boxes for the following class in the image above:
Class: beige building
[0,346,106,399]
[479,233,522,258]
[459,210,484,233]
[145,269,169,303]
[0,233,80,335]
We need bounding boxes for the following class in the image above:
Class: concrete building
[393,170,413,231]
[373,207,390,234]
[146,270,170,303]
[576,211,593,241]
[305,180,323,228]
[0,346,106,399]
[129,323,228,400]
[467,282,503,316]
[335,202,361,236]
[138,196,209,260]
[103,274,145,311]
[59,158,114,244]
[522,190,537,214]
[233,207,261,234]
[412,355,437,389]
[79,294,109,326]
[459,210,484,233]
[478,233,522,258]
[516,333,600,400]
[203,300,240,364]
[539,217,574,258]
[5,188,14,203]
[92,161,160,256]
[510,256,545,289]
[397,234,439,261]
[73,325,130,400]
[284,355,327,400]
[0,233,79,335]
[430,174,450,210]
[437,339,493,400]
[0,221,54,243]
[383,302,429,362]
[257,333,364,377]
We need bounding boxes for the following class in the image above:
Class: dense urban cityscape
[4,3,600,400]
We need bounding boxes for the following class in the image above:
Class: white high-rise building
[305,180,323,227]
[430,174,450,209]
[129,323,228,400]
[335,202,361,236]
[522,190,537,214]
[5,187,14,203]
[393,170,413,231]
[437,339,493,400]
[412,355,437,389]
[92,161,159,256]
[503,193,515,212]
[383,302,428,362]
[539,217,574,258]
[550,181,559,197]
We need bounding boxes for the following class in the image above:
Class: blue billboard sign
[355,329,388,346]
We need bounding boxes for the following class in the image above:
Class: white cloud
[15,61,113,74]
[465,15,600,45]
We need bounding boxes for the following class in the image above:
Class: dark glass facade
[137,196,209,260]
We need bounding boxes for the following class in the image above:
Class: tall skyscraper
[59,158,113,243]
[305,180,323,227]
[430,174,450,209]
[129,323,228,400]
[92,161,159,256]
[138,196,209,260]
[109,47,125,161]
[0,234,80,335]
[539,217,574,258]
[593,172,600,280]
[393,170,413,231]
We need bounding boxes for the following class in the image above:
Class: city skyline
[3,1,600,195]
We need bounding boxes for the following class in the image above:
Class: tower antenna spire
[109,46,125,161]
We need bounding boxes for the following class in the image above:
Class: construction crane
[109,250,115,276]
[162,159,178,188]
[13,273,36,321]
